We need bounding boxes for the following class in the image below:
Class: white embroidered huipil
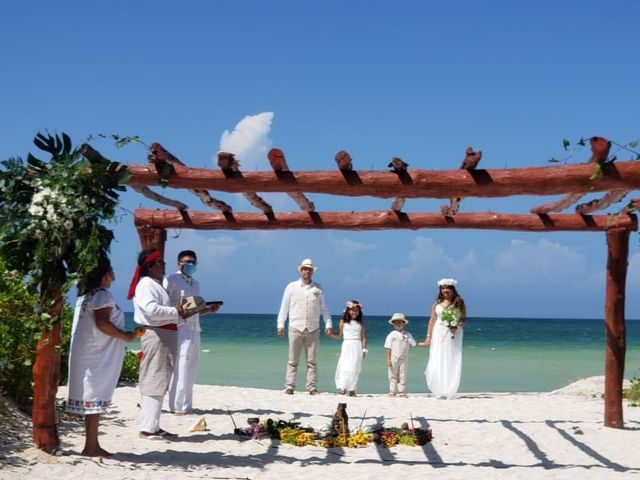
[277,281,332,332]
[164,271,202,412]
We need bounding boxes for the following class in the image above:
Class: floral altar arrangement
[231,404,433,448]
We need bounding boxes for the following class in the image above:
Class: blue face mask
[183,263,197,277]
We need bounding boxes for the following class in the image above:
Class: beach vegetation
[0,258,73,411]
[118,349,140,384]
[623,377,640,405]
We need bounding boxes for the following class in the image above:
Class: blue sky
[2,1,640,318]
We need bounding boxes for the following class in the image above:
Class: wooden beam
[268,148,316,212]
[132,186,188,211]
[441,147,482,218]
[216,151,274,216]
[136,225,167,258]
[32,278,63,452]
[604,228,629,428]
[531,137,611,214]
[127,159,640,199]
[575,190,630,215]
[388,157,409,212]
[134,209,637,232]
[149,143,232,213]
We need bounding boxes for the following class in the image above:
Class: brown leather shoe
[285,388,294,395]
[309,389,320,395]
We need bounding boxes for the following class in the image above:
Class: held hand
[387,360,392,367]
[277,327,285,337]
[417,340,430,347]
[175,304,189,319]
[124,331,137,343]
[133,326,146,338]
[325,328,332,336]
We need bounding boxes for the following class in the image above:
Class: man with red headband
[128,248,186,439]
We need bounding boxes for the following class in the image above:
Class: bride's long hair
[436,286,466,317]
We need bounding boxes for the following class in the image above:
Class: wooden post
[31,277,64,452]
[136,225,167,258]
[604,228,629,428]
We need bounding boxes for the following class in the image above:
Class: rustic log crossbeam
[217,151,274,216]
[530,137,611,214]
[441,147,482,218]
[149,143,232,213]
[127,158,640,199]
[388,157,409,212]
[575,190,630,215]
[134,208,637,232]
[78,144,189,212]
[267,148,316,212]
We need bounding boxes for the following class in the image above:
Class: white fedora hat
[297,258,317,272]
[388,312,409,325]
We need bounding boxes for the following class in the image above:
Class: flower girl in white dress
[420,278,467,398]
[330,300,367,396]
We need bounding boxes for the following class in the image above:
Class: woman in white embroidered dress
[419,279,467,398]
[330,300,367,396]
[67,259,142,457]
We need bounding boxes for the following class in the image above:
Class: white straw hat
[388,313,409,325]
[297,258,316,272]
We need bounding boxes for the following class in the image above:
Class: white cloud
[493,238,585,277]
[164,230,277,272]
[342,236,476,286]
[219,112,274,171]
[331,237,376,255]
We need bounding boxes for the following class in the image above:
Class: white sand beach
[2,377,639,480]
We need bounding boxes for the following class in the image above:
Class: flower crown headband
[345,300,363,310]
[437,278,457,287]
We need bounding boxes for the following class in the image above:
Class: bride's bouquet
[440,305,461,339]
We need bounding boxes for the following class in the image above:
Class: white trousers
[388,356,408,393]
[169,326,201,412]
[139,394,163,433]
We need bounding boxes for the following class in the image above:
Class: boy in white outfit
[384,313,417,397]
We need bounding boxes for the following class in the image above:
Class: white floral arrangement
[310,286,322,296]
[440,305,461,339]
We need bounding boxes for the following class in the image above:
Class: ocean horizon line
[123,311,640,322]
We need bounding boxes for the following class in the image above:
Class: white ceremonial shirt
[164,271,201,332]
[277,280,332,332]
[384,329,417,358]
[133,276,180,327]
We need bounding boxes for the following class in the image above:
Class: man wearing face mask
[165,250,201,415]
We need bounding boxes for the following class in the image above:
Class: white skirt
[335,339,363,391]
[425,321,463,396]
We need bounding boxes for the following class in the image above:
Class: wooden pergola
[86,137,637,428]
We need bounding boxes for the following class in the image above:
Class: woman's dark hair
[138,248,161,278]
[342,301,363,323]
[78,257,112,296]
[436,285,466,316]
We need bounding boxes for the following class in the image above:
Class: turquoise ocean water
[125,313,640,394]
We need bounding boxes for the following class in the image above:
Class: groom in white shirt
[277,258,332,395]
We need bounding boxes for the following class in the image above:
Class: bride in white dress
[420,278,467,397]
